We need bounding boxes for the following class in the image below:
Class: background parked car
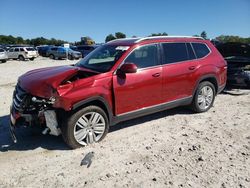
[0,48,8,63]
[216,42,250,88]
[36,45,53,57]
[46,47,82,60]
[7,46,39,61]
[71,45,99,57]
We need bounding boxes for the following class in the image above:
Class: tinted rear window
[192,43,210,58]
[26,47,35,51]
[162,43,189,64]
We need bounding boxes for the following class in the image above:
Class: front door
[113,44,163,115]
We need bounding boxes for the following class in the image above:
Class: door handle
[152,73,160,77]
[189,66,196,70]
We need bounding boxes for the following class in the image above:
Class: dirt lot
[0,57,250,188]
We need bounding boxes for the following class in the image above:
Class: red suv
[10,36,227,148]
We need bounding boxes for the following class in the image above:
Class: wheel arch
[193,74,219,96]
[72,96,113,123]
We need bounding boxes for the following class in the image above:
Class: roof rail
[107,37,140,43]
[135,36,204,43]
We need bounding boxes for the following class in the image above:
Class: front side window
[192,43,210,58]
[162,43,189,64]
[76,45,129,72]
[124,44,158,68]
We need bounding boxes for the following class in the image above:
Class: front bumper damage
[9,84,62,143]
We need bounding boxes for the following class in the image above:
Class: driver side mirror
[119,63,137,74]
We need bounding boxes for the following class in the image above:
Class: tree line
[1,31,250,46]
[0,35,67,46]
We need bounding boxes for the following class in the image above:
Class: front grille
[13,84,28,111]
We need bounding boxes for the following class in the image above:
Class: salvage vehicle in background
[46,47,82,60]
[10,36,227,149]
[7,46,39,61]
[0,48,8,63]
[216,42,250,88]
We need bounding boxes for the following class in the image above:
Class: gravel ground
[0,57,250,188]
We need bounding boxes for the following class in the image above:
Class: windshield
[76,44,129,72]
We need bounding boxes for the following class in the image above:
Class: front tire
[68,55,74,60]
[62,106,109,149]
[191,81,215,113]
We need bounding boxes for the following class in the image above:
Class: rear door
[113,44,163,115]
[7,48,15,58]
[161,42,197,102]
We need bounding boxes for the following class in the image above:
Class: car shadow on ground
[0,107,193,152]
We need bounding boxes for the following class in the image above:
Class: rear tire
[18,55,25,61]
[62,106,109,149]
[49,54,55,59]
[191,81,215,113]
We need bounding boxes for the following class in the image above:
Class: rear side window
[125,44,158,69]
[162,43,189,64]
[14,48,19,52]
[192,43,210,58]
[0,48,4,52]
[20,48,24,51]
[26,47,35,51]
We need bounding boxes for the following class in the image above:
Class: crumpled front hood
[18,65,94,98]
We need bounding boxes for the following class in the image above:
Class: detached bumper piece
[44,110,61,136]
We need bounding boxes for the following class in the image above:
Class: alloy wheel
[197,86,214,110]
[73,112,106,146]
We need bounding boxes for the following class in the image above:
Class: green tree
[105,34,116,42]
[200,31,207,39]
[16,36,24,44]
[115,32,126,39]
[215,35,250,43]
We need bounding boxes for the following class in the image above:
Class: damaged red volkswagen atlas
[10,36,227,149]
